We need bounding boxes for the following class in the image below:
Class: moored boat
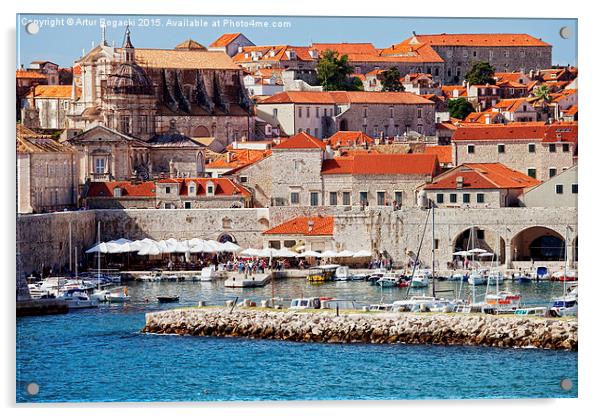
[57,289,99,309]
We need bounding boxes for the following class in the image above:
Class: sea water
[16,279,577,402]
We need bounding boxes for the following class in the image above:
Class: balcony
[90,172,112,182]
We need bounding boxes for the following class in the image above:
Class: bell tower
[122,26,135,63]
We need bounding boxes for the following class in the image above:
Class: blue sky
[17,14,577,68]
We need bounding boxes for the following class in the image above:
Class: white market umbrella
[137,242,161,256]
[337,250,355,257]
[257,248,278,258]
[275,248,296,257]
[320,250,339,258]
[467,248,487,254]
[174,240,191,253]
[220,241,241,253]
[352,250,372,258]
[478,252,494,257]
[86,242,108,254]
[298,250,321,258]
[452,250,469,256]
[240,248,260,256]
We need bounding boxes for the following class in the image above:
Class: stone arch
[452,226,506,264]
[511,226,565,262]
[258,218,270,229]
[217,233,236,244]
[191,125,211,137]
[339,119,349,131]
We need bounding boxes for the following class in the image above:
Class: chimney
[307,220,314,233]
[238,46,244,53]
[485,113,491,125]
[456,176,464,189]
[226,152,232,163]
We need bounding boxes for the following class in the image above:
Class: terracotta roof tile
[326,131,374,148]
[129,48,239,69]
[423,145,452,164]
[15,69,47,80]
[86,181,156,198]
[452,122,577,143]
[412,33,550,47]
[321,153,438,175]
[424,163,540,190]
[379,41,444,63]
[274,131,326,150]
[27,85,79,99]
[209,33,243,48]
[263,216,334,236]
[88,178,250,198]
[311,43,379,56]
[260,91,433,105]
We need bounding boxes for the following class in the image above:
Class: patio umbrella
[257,248,278,257]
[86,242,109,254]
[320,250,339,258]
[220,241,241,253]
[297,250,321,257]
[275,248,296,257]
[477,252,494,257]
[240,248,260,256]
[337,250,355,257]
[452,250,469,256]
[137,241,161,256]
[352,249,372,258]
[467,248,487,254]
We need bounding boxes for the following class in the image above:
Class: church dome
[107,63,153,95]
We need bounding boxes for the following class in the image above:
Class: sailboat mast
[563,225,569,295]
[97,221,101,290]
[431,203,436,298]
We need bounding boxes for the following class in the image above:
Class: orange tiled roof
[72,65,82,75]
[411,33,550,47]
[174,39,206,50]
[379,40,444,63]
[452,122,577,143]
[16,69,46,80]
[321,153,438,176]
[311,42,379,56]
[494,98,530,112]
[86,181,157,198]
[26,85,80,99]
[209,33,243,48]
[274,131,326,150]
[16,124,70,153]
[206,149,271,170]
[263,216,334,236]
[233,45,315,63]
[326,131,374,148]
[260,91,434,105]
[424,163,540,190]
[423,145,452,164]
[441,85,467,98]
[563,105,578,116]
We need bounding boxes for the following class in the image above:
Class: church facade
[67,29,254,146]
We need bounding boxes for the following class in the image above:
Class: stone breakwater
[142,308,578,351]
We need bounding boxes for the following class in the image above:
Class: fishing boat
[333,266,352,281]
[552,270,578,282]
[515,273,534,284]
[410,270,430,288]
[90,289,111,302]
[483,291,522,314]
[447,273,465,281]
[57,289,99,309]
[487,271,505,283]
[290,297,322,309]
[307,265,339,283]
[157,295,179,303]
[366,269,387,285]
[392,296,456,313]
[368,304,393,312]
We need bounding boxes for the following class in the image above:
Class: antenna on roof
[100,22,107,47]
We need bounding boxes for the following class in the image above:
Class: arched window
[206,181,215,196]
[187,181,196,196]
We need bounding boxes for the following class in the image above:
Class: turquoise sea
[16,279,578,402]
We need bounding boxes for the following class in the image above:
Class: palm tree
[534,84,552,103]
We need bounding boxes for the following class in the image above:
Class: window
[359,191,368,205]
[113,187,122,197]
[450,193,457,203]
[549,168,557,178]
[184,201,192,209]
[298,107,302,118]
[207,185,214,195]
[463,194,471,203]
[165,186,171,194]
[549,144,556,153]
[562,143,570,152]
[342,192,351,206]
[188,184,196,195]
[434,239,439,249]
[290,192,300,204]
[120,116,130,134]
[316,107,319,117]
[315,128,319,137]
[240,176,248,183]
[436,194,444,204]
[467,144,475,154]
[417,107,422,119]
[306,107,310,118]
[527,168,537,179]
[473,51,477,57]
[138,115,147,133]
[477,193,485,203]
[498,144,505,154]
[528,143,536,153]
[572,184,578,194]
[272,108,278,118]
[556,184,564,194]
[377,192,385,206]
[394,191,403,206]
[520,50,526,58]
[94,157,106,174]
[329,192,337,206]
[389,107,394,118]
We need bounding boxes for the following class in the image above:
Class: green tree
[464,61,496,85]
[316,50,360,91]
[448,98,475,120]
[380,67,404,92]
[533,84,552,103]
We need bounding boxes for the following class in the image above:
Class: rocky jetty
[142,308,578,351]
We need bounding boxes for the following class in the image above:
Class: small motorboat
[290,297,322,310]
[410,270,430,288]
[157,295,179,303]
[376,274,400,288]
[468,271,486,285]
[487,271,505,283]
[515,274,533,284]
[367,270,386,285]
[106,286,131,303]
[57,289,99,309]
[333,266,352,281]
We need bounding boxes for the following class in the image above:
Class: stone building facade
[257,91,436,139]
[17,125,78,213]
[452,122,577,181]
[394,33,552,84]
[67,28,254,146]
[521,165,578,208]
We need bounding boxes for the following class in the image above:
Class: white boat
[392,296,456,313]
[487,271,505,283]
[515,307,547,317]
[376,274,400,287]
[57,289,99,309]
[483,291,522,314]
[549,294,577,317]
[89,289,111,302]
[447,273,465,281]
[199,266,218,281]
[27,283,53,299]
[410,270,430,288]
[289,297,321,310]
[368,304,393,312]
[106,286,131,303]
[333,266,352,281]
[137,273,161,282]
[468,271,486,285]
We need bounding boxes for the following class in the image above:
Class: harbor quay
[143,307,578,351]
[16,205,577,278]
